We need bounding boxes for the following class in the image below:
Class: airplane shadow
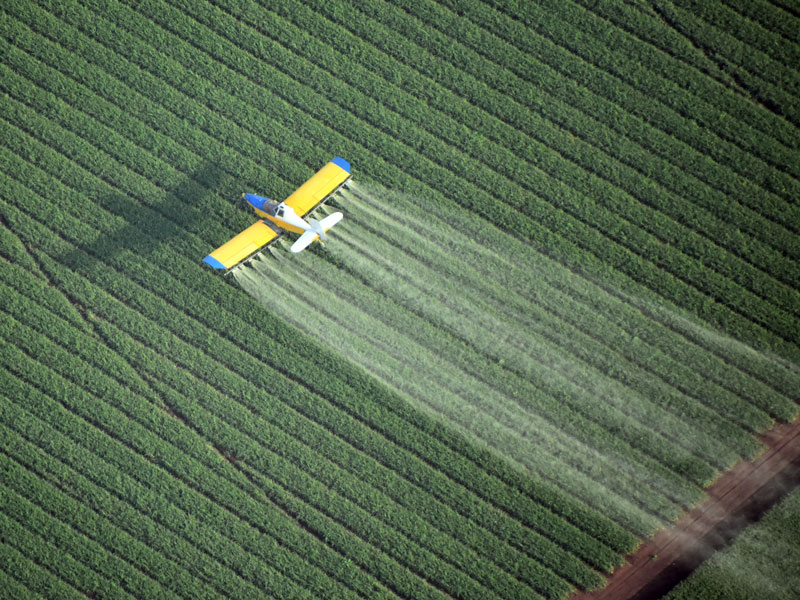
[57,161,244,279]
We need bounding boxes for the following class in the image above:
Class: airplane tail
[290,212,343,253]
[309,218,328,244]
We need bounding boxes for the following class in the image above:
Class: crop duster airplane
[203,157,351,273]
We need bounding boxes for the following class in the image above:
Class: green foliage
[1,0,798,599]
[666,487,800,600]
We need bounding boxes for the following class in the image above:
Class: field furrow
[0,177,592,596]
[450,0,800,180]
[187,0,800,312]
[1,299,540,599]
[0,81,788,524]
[11,0,799,363]
[2,1,798,598]
[0,535,87,600]
[0,450,191,600]
[0,122,712,528]
[0,8,644,552]
[4,5,792,418]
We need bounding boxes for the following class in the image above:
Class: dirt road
[571,417,800,600]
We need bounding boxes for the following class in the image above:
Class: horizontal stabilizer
[290,212,343,253]
[318,211,344,231]
[290,230,319,254]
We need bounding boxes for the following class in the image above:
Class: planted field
[1,1,798,599]
[666,486,800,600]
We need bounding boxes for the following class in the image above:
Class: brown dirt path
[570,416,800,600]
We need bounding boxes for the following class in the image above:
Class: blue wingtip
[331,156,350,173]
[243,193,269,210]
[203,255,227,270]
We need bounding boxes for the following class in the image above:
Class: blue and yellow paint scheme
[203,157,350,271]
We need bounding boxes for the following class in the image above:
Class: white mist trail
[237,247,662,531]
[234,182,797,533]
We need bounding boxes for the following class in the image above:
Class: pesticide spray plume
[235,182,799,535]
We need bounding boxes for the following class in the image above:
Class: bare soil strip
[571,416,800,600]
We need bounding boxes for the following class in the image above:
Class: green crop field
[666,486,800,600]
[1,1,798,599]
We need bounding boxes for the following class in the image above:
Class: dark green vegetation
[1,1,798,598]
[666,486,800,600]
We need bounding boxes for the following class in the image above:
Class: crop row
[0,163,612,596]
[679,0,800,68]
[0,561,51,600]
[338,193,766,463]
[332,195,778,456]
[472,0,800,252]
[198,0,800,315]
[665,485,800,600]
[0,169,615,593]
[238,0,800,274]
[517,0,800,152]
[3,290,564,600]
[4,188,636,596]
[347,186,797,433]
[88,0,800,353]
[21,0,800,361]
[661,0,800,120]
[0,118,700,540]
[289,214,721,494]
[4,3,798,598]
[1,43,790,443]
[0,281,557,600]
[0,135,636,572]
[20,0,800,390]
[9,1,800,370]
[569,0,800,129]
[258,241,695,532]
[155,0,800,327]
[481,0,800,137]
[1,325,381,600]
[0,252,504,600]
[337,0,800,312]
[339,0,800,247]
[0,447,190,600]
[559,0,800,116]
[0,510,112,600]
[716,0,800,46]
[252,245,683,531]
[263,191,780,514]
[0,55,780,540]
[0,151,744,556]
[1,337,460,600]
[0,47,716,516]
[0,232,488,599]
[0,11,644,556]
[355,0,800,219]
[0,41,780,540]
[415,0,800,184]
[6,0,792,540]
[0,171,628,584]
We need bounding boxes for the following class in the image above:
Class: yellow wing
[203,220,279,270]
[203,157,350,271]
[284,157,351,217]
